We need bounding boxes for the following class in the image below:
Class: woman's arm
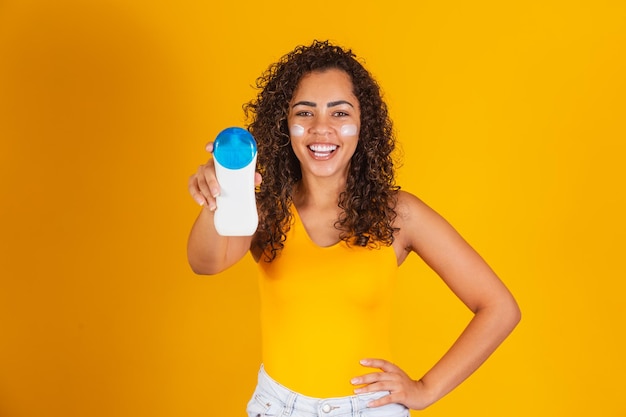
[186,143,259,275]
[187,205,254,275]
[353,191,521,409]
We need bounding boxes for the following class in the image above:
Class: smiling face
[288,68,361,181]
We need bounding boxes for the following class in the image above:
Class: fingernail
[360,359,369,365]
[354,388,363,394]
[350,378,359,385]
[194,196,205,206]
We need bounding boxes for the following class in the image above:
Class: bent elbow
[501,297,522,333]
[511,300,522,328]
[477,294,522,334]
[189,264,220,276]
[187,256,224,276]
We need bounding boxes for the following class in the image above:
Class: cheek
[340,124,358,137]
[290,124,305,137]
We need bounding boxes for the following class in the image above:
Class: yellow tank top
[257,207,398,398]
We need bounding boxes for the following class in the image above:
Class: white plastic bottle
[212,127,258,236]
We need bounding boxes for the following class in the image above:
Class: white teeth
[308,144,337,152]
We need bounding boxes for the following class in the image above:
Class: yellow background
[1,1,625,416]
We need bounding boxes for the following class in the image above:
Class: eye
[333,110,350,117]
[295,110,313,117]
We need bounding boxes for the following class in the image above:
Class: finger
[205,141,214,153]
[353,379,394,394]
[351,370,397,387]
[190,175,217,210]
[188,174,207,207]
[254,172,262,187]
[197,161,221,197]
[366,393,396,408]
[192,165,219,211]
[359,358,401,373]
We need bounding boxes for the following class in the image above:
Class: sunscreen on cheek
[340,124,358,137]
[290,124,305,137]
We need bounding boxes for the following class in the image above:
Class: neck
[294,175,347,210]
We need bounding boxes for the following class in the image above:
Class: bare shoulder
[392,190,440,263]
[393,190,441,232]
[395,190,429,218]
[392,190,462,263]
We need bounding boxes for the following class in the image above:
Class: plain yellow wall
[1,0,625,416]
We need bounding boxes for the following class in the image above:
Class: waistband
[252,364,407,417]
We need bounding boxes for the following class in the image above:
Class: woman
[188,40,520,416]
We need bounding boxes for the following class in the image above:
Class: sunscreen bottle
[212,127,258,236]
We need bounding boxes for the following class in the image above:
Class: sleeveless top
[257,206,398,398]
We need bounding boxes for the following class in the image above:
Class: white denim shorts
[247,365,410,417]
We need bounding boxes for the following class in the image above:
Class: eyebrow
[292,100,355,108]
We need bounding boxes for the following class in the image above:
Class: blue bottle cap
[213,127,257,169]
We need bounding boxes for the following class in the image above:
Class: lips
[308,144,338,158]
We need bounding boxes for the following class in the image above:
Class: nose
[311,116,331,136]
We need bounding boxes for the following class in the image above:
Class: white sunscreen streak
[340,124,357,136]
[290,124,305,137]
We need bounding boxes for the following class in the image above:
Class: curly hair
[244,40,400,261]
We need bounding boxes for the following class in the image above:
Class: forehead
[293,69,355,98]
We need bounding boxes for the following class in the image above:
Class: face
[288,68,361,180]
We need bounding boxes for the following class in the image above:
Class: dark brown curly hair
[244,40,400,261]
